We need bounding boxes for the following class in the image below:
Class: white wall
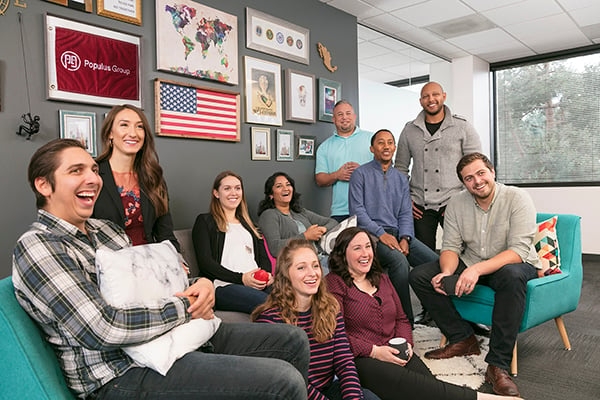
[358,78,422,140]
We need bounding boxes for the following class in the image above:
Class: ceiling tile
[396,27,443,45]
[505,13,591,52]
[447,28,520,52]
[362,0,425,12]
[361,13,416,34]
[556,0,599,10]
[371,36,413,51]
[391,0,475,27]
[459,0,522,12]
[360,69,403,83]
[358,24,385,41]
[568,4,600,27]
[476,47,535,63]
[482,0,563,27]
[327,0,383,19]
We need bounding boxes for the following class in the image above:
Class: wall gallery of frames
[7,0,356,162]
[0,0,358,276]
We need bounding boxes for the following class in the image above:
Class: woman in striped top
[325,227,522,400]
[252,239,379,400]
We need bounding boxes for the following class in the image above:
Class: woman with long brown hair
[252,239,379,400]
[192,171,273,314]
[93,104,179,250]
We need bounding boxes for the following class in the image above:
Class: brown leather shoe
[424,334,480,359]
[485,365,520,396]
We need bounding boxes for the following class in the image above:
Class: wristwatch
[400,235,412,244]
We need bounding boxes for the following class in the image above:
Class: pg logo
[61,51,81,71]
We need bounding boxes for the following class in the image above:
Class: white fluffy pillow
[96,241,221,376]
[318,215,357,255]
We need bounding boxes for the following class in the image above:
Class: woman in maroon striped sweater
[325,227,521,400]
[252,239,379,400]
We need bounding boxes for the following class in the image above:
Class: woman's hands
[370,343,413,366]
[303,224,327,241]
[242,268,273,290]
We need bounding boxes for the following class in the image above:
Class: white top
[214,222,259,288]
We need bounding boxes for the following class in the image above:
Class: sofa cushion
[534,215,562,276]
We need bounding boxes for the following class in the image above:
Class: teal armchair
[443,213,582,375]
[0,276,75,399]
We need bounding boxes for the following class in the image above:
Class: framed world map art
[156,0,238,85]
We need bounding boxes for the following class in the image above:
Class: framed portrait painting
[59,110,97,157]
[251,127,271,160]
[285,69,315,123]
[156,0,238,84]
[244,56,282,126]
[318,78,341,122]
[276,129,293,161]
[296,135,316,160]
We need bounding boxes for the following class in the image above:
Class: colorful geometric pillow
[534,216,561,276]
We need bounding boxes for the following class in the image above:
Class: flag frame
[154,78,240,142]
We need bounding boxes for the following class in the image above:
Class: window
[493,50,600,185]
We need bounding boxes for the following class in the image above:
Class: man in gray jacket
[396,82,481,324]
[395,82,481,252]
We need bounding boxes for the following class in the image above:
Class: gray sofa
[173,229,251,323]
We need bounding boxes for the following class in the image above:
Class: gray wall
[0,0,358,278]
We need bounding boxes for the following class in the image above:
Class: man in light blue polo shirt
[315,100,373,221]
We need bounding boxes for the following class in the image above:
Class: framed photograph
[97,0,142,26]
[246,8,310,65]
[251,127,271,161]
[318,78,341,122]
[244,56,282,126]
[285,69,315,123]
[156,0,238,84]
[44,0,92,12]
[45,15,142,107]
[296,135,316,160]
[276,129,294,161]
[59,110,97,157]
[155,78,240,142]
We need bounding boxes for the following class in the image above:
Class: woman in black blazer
[192,171,273,314]
[93,104,179,251]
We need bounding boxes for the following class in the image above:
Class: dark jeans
[324,380,380,400]
[215,284,269,314]
[96,323,309,399]
[410,259,538,370]
[376,231,439,324]
[413,204,445,251]
[331,215,350,223]
[355,355,476,400]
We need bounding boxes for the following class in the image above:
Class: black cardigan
[93,159,180,251]
[192,213,271,283]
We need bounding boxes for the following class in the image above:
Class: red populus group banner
[46,15,142,107]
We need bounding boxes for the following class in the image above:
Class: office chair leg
[510,343,517,376]
[555,316,572,350]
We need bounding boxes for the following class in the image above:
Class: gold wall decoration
[317,42,337,73]
[14,0,26,8]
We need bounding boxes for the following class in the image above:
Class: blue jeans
[96,323,309,399]
[376,237,439,324]
[215,284,269,314]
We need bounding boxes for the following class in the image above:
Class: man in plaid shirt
[13,138,309,399]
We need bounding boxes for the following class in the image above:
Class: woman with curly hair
[325,227,522,400]
[258,172,337,259]
[193,171,273,314]
[252,239,379,400]
[93,104,179,251]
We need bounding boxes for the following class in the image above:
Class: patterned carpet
[412,325,489,390]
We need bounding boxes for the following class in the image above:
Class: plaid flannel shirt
[12,210,190,398]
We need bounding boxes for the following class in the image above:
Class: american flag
[157,81,239,141]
